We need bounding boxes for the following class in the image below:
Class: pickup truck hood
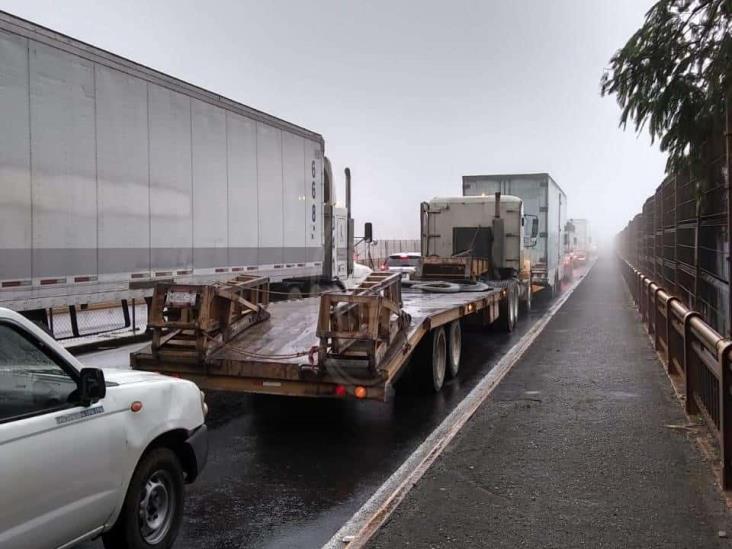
[103,369,172,386]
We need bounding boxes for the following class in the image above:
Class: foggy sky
[0,0,667,243]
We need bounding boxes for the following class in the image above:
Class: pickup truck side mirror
[79,368,106,406]
[531,218,539,238]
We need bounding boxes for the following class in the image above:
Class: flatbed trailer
[131,273,505,401]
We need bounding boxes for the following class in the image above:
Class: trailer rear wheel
[286,287,303,300]
[520,285,532,314]
[447,320,461,378]
[497,286,517,332]
[415,327,447,392]
[430,327,447,391]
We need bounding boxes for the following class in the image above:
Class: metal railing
[621,258,732,489]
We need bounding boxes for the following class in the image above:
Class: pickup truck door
[0,321,127,549]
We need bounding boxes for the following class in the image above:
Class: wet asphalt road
[78,269,586,549]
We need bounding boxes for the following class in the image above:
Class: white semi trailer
[0,12,360,327]
[462,173,568,295]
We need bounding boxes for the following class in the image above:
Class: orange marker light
[354,386,367,399]
[130,401,143,413]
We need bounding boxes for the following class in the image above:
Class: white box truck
[462,173,568,295]
[0,11,361,328]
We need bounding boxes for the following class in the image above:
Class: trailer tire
[416,327,447,392]
[446,320,461,378]
[497,286,517,332]
[286,286,303,300]
[520,285,532,314]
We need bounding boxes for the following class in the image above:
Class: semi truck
[0,11,361,329]
[130,193,535,400]
[463,173,568,295]
[567,218,592,264]
[420,194,537,313]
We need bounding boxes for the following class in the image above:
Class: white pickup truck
[0,308,208,549]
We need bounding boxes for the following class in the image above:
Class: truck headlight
[200,390,209,418]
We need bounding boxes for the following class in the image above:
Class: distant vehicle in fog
[382,252,422,278]
[567,218,592,265]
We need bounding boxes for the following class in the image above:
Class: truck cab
[420,193,536,310]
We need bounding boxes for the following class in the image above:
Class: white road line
[323,264,594,549]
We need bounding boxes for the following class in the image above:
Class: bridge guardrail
[621,258,732,489]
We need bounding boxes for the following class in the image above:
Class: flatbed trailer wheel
[429,327,447,391]
[416,327,447,392]
[447,320,462,378]
[520,285,532,313]
[498,286,517,332]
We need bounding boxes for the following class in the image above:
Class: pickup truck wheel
[103,447,184,549]
[446,320,461,378]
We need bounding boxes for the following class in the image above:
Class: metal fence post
[648,283,657,335]
[654,288,663,350]
[69,305,79,338]
[640,277,646,321]
[684,312,702,415]
[719,342,732,489]
[121,299,131,328]
[726,92,731,339]
[666,297,680,373]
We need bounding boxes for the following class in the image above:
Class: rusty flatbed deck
[131,286,503,400]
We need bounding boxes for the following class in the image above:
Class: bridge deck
[368,256,732,548]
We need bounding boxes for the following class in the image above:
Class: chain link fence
[617,115,730,335]
[48,299,148,342]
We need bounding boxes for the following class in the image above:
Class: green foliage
[601,0,731,171]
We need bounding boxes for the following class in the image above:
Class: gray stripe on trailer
[192,247,228,269]
[99,247,150,274]
[151,247,194,271]
[1,247,321,278]
[307,247,324,263]
[32,248,97,279]
[228,247,259,267]
[283,247,307,263]
[0,249,31,280]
